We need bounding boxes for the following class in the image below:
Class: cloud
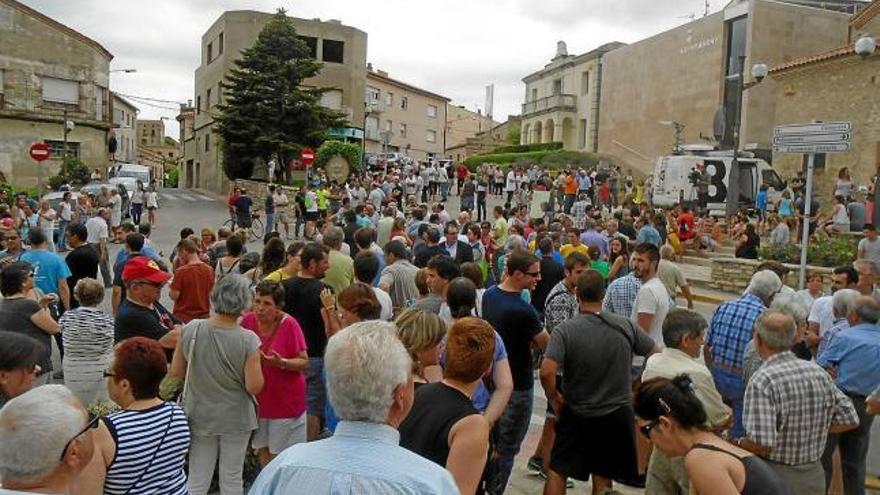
[18,0,711,138]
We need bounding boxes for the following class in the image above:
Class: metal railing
[521,94,577,116]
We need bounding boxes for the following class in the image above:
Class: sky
[21,0,718,138]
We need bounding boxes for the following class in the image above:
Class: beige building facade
[597,0,857,176]
[0,0,113,187]
[520,42,624,153]
[364,68,449,162]
[181,10,368,193]
[137,119,165,147]
[445,105,498,151]
[447,116,521,162]
[136,119,178,182]
[111,94,138,163]
[769,3,879,203]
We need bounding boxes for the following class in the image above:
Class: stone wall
[233,179,296,216]
[709,257,833,293]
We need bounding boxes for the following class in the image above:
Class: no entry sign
[300,148,315,167]
[29,142,50,162]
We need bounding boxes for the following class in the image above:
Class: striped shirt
[103,402,190,495]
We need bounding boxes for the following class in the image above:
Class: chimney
[367,62,373,72]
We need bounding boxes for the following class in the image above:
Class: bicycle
[222,211,265,242]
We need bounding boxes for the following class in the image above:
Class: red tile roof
[769,37,878,74]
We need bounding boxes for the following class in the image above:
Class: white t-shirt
[631,277,670,362]
[505,171,517,192]
[808,295,834,337]
[85,216,108,243]
[305,191,318,213]
[373,287,393,321]
[858,237,880,265]
[146,192,158,208]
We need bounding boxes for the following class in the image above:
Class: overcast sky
[22,0,717,138]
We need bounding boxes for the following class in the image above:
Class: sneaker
[526,456,543,474]
[535,469,574,489]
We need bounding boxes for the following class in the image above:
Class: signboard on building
[773,122,852,154]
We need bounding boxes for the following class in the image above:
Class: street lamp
[725,56,767,218]
[854,34,876,57]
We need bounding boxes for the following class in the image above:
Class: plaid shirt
[544,281,577,334]
[744,351,859,465]
[707,294,765,369]
[602,273,641,318]
[570,200,589,230]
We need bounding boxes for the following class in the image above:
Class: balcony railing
[365,99,386,114]
[521,94,577,116]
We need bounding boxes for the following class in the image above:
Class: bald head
[849,295,880,325]
[755,310,797,353]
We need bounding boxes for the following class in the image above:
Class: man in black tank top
[399,317,496,495]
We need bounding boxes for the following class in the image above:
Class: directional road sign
[774,142,851,154]
[773,121,851,136]
[773,121,851,154]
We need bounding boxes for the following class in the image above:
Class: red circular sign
[29,142,50,162]
[300,148,315,166]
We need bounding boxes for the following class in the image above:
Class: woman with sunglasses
[0,331,44,408]
[78,336,191,495]
[635,375,791,495]
[0,261,59,385]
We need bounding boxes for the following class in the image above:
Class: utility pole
[725,55,746,218]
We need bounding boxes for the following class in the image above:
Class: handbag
[178,322,200,409]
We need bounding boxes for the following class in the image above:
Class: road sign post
[300,148,315,185]
[773,121,852,288]
[29,142,50,198]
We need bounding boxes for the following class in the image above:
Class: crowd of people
[0,159,879,495]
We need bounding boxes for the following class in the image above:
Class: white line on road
[195,194,214,201]
[160,193,176,201]
[179,194,197,202]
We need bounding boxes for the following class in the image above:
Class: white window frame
[399,123,407,137]
[42,76,79,105]
[385,92,393,106]
[426,104,437,118]
[401,96,408,110]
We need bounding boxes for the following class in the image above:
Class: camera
[688,169,701,186]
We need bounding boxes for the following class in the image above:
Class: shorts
[550,404,639,483]
[236,215,252,228]
[275,210,288,223]
[305,211,319,222]
[147,206,157,211]
[252,413,307,454]
[307,357,326,417]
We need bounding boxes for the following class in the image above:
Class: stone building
[0,0,112,187]
[135,119,179,183]
[446,116,522,162]
[111,94,138,163]
[445,104,498,151]
[520,41,624,153]
[364,67,449,162]
[597,0,862,176]
[181,10,368,194]
[137,119,165,147]
[769,1,879,201]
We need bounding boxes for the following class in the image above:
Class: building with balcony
[597,0,862,176]
[111,94,138,163]
[520,41,625,153]
[0,0,113,187]
[181,10,368,193]
[364,66,449,162]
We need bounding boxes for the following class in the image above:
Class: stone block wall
[709,257,833,294]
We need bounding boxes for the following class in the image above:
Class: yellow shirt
[265,267,297,283]
[560,243,590,259]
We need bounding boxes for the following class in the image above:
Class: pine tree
[215,9,346,180]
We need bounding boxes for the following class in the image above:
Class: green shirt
[323,249,354,295]
[591,260,610,279]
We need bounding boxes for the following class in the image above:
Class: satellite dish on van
[713,106,726,142]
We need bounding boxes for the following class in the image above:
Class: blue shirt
[580,230,609,257]
[816,322,880,396]
[20,249,71,295]
[473,332,508,411]
[534,249,564,266]
[602,273,641,317]
[249,421,459,495]
[707,294,766,370]
[636,225,662,248]
[756,190,768,210]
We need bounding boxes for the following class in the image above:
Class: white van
[113,163,151,185]
[651,153,786,213]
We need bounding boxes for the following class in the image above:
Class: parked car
[80,182,131,219]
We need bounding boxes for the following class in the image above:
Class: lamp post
[659,120,685,154]
[725,56,768,218]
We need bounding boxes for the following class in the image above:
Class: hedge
[464,150,558,170]
[490,142,563,154]
[314,140,363,174]
[464,149,614,172]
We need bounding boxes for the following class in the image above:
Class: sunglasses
[59,415,100,461]
[102,370,116,378]
[525,271,541,277]
[640,419,660,439]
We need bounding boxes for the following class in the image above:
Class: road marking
[180,194,197,202]
[160,193,176,201]
[195,194,214,201]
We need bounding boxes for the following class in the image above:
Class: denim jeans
[711,366,745,438]
[57,219,69,250]
[490,388,533,494]
[265,213,275,235]
[822,393,874,495]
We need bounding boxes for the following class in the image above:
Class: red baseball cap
[122,256,170,283]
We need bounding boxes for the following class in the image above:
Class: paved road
[64,187,880,492]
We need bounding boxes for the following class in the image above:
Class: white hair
[0,385,83,482]
[755,310,797,352]
[769,292,809,323]
[210,274,253,316]
[745,270,782,301]
[325,320,411,424]
[832,289,860,319]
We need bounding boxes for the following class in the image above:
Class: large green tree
[215,9,346,180]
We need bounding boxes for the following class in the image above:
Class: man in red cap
[114,256,181,358]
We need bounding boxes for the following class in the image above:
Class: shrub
[314,140,363,176]
[464,150,559,170]
[48,156,91,191]
[758,231,857,268]
[166,167,180,188]
[464,149,616,173]
[490,142,563,154]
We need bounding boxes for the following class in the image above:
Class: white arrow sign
[774,121,851,136]
[774,142,851,154]
[773,133,850,145]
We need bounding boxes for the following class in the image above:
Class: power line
[115,92,186,106]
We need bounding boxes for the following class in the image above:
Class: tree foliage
[214,9,346,180]
[315,140,363,174]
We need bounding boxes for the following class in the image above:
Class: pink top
[241,312,308,419]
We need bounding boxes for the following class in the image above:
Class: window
[401,96,408,110]
[151,129,156,137]
[44,140,80,159]
[205,134,210,152]
[399,123,407,137]
[42,77,78,104]
[385,92,393,106]
[298,36,318,58]
[531,88,538,101]
[322,39,344,63]
[218,32,224,55]
[579,118,587,148]
[581,71,590,95]
[385,119,392,132]
[206,88,212,108]
[552,79,562,95]
[426,104,437,118]
[367,86,380,104]
[426,130,437,143]
[196,95,201,114]
[207,42,213,63]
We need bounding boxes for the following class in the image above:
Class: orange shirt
[564,175,578,195]
[171,262,214,323]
